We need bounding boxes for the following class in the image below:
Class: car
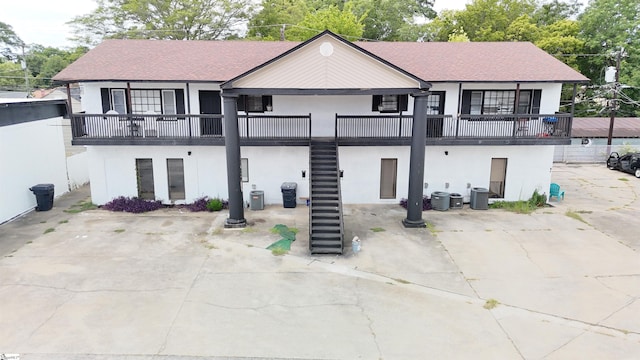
[607,152,640,178]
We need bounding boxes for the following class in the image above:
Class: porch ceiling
[224,32,427,92]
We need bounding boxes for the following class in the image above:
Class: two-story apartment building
[53,31,588,254]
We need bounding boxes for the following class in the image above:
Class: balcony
[70,112,572,146]
[335,113,572,146]
[70,113,311,146]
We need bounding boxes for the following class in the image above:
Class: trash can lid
[29,184,54,191]
[281,182,297,190]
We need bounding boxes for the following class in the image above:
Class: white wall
[0,117,70,223]
[66,152,89,189]
[241,147,309,205]
[87,146,228,205]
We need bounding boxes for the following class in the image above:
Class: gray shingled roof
[53,38,588,84]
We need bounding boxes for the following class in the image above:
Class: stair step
[311,233,343,240]
[310,241,343,248]
[311,227,341,234]
[312,195,339,200]
[311,207,340,214]
[312,219,341,226]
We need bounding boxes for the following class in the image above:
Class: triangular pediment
[227,32,425,90]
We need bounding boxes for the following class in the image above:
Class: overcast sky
[2,0,586,48]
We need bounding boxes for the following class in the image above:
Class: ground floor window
[136,158,155,200]
[380,158,398,199]
[167,158,185,201]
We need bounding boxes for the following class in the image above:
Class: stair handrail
[334,140,345,253]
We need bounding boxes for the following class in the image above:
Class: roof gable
[225,31,426,90]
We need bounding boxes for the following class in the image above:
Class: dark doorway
[199,90,222,136]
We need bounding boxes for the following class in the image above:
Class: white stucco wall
[0,117,69,223]
[338,145,554,204]
[87,144,554,206]
[66,152,89,189]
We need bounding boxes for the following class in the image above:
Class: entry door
[489,158,507,198]
[426,91,445,138]
[199,90,222,136]
[380,159,398,199]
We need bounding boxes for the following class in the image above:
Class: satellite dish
[581,138,592,147]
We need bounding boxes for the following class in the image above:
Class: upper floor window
[101,88,185,114]
[372,94,408,113]
[237,95,273,113]
[462,90,541,115]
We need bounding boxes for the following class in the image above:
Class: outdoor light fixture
[444,151,449,156]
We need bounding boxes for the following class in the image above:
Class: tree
[0,21,24,61]
[578,0,640,116]
[285,5,365,40]
[532,0,581,26]
[454,0,537,41]
[0,61,28,91]
[247,0,309,40]
[68,0,256,46]
[350,0,436,41]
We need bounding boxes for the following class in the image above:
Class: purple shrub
[103,196,164,213]
[185,196,210,212]
[399,196,432,211]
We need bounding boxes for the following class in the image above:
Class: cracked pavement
[1,163,640,359]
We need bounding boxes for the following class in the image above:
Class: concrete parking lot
[1,163,639,359]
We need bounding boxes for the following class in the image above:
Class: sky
[2,0,587,48]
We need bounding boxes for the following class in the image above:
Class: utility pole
[606,49,622,150]
[21,44,30,97]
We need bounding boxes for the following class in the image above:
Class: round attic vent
[319,42,334,57]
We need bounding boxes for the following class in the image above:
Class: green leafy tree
[286,5,365,40]
[578,0,640,116]
[350,0,436,41]
[68,0,256,46]
[0,61,28,91]
[247,0,309,40]
[0,21,24,61]
[532,0,581,26]
[454,0,537,41]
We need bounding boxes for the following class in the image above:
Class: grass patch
[246,244,254,248]
[242,227,256,233]
[64,199,97,214]
[211,228,223,235]
[426,221,439,236]
[370,227,386,232]
[26,240,33,244]
[271,247,288,256]
[489,190,547,214]
[394,278,411,284]
[43,228,55,234]
[59,219,69,224]
[483,299,500,310]
[40,220,47,224]
[565,210,590,225]
[114,229,126,233]
[618,178,629,182]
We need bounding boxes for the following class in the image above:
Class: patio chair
[549,183,565,201]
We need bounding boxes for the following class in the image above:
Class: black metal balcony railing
[335,113,572,140]
[70,112,571,145]
[71,113,312,142]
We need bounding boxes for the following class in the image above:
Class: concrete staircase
[309,139,344,254]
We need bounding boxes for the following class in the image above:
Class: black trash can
[29,184,55,211]
[281,182,297,208]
